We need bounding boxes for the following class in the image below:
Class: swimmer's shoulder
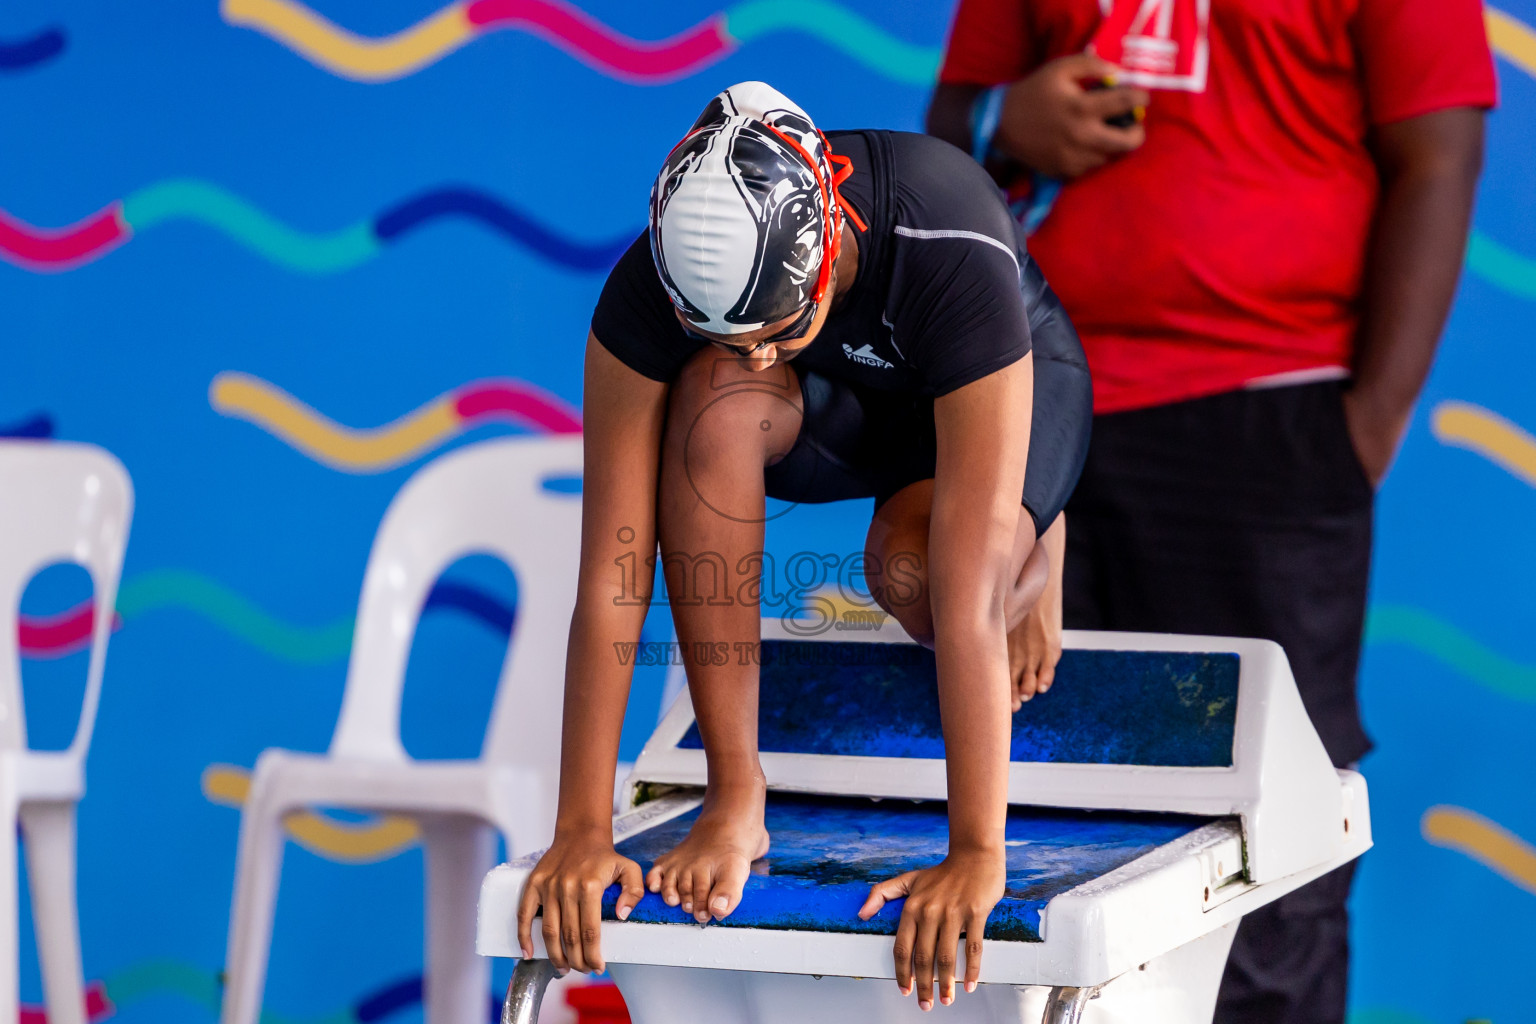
[884,133,1022,257]
[591,231,698,384]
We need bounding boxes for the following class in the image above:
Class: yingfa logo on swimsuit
[843,343,893,369]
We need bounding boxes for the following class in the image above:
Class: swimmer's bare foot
[1007,518,1063,710]
[1007,611,1058,710]
[646,779,770,924]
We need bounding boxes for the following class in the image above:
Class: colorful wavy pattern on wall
[1338,397,1536,701]
[140,1,1512,301]
[1487,5,1536,78]
[0,27,65,73]
[1431,400,1536,487]
[1345,1012,1434,1024]
[0,413,55,439]
[1422,806,1536,896]
[18,570,516,662]
[3,207,1530,300]
[202,765,422,863]
[12,1,1519,89]
[211,372,580,472]
[1468,232,1536,302]
[0,181,638,274]
[223,0,940,84]
[1371,395,1536,919]
[4,194,1531,300]
[1463,10,1536,302]
[1364,404,1536,704]
[1366,605,1536,704]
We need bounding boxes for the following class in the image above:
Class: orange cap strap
[764,122,844,304]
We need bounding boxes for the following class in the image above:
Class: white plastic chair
[220,434,581,1024]
[0,440,133,1024]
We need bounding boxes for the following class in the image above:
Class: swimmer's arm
[929,352,1032,849]
[862,354,1033,1006]
[556,333,668,832]
[517,333,667,972]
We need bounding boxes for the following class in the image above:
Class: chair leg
[18,801,86,1024]
[220,799,288,1024]
[422,815,496,1024]
[0,774,19,1024]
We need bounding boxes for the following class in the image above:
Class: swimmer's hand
[516,831,645,974]
[858,849,1006,1011]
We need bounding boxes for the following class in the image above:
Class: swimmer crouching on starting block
[516,81,1093,1012]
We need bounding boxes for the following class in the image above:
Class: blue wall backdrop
[2,1,1533,1022]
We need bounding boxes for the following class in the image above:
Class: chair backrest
[0,440,133,758]
[328,435,582,769]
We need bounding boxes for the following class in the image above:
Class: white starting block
[478,623,1370,1024]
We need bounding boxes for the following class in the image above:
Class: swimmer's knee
[886,600,935,649]
[1007,540,1049,628]
[869,556,934,647]
[664,348,803,466]
[865,484,935,646]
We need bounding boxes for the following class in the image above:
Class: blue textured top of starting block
[603,794,1211,941]
[678,642,1239,768]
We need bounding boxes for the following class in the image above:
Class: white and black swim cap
[649,82,842,336]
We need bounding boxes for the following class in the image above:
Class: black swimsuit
[592,130,1092,535]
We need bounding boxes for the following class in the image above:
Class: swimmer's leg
[864,481,1052,709]
[648,348,804,923]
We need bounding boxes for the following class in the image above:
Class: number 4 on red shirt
[1091,0,1211,91]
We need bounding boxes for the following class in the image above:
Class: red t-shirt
[939,0,1497,413]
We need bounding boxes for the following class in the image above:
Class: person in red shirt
[928,0,1494,1021]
